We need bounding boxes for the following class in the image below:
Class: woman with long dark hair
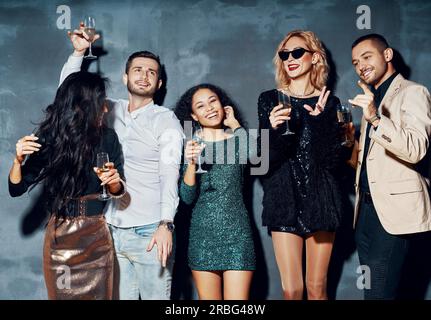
[174,83,256,300]
[8,71,126,300]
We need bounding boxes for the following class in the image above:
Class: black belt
[57,194,106,217]
[361,191,373,204]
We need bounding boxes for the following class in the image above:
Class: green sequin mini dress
[179,128,256,271]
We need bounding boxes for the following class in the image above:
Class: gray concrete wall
[0,0,430,299]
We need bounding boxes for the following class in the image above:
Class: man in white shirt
[61,24,184,299]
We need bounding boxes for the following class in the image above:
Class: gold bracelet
[368,114,380,124]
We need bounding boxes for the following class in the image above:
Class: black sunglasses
[278,48,313,61]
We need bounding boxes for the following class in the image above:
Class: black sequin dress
[258,89,343,236]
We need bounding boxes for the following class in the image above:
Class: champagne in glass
[85,27,96,41]
[96,152,112,201]
[193,128,207,174]
[84,16,97,59]
[277,90,295,135]
[337,103,353,146]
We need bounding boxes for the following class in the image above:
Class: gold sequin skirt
[43,214,114,300]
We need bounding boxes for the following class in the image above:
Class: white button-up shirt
[60,55,184,227]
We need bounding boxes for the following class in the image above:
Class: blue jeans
[109,222,174,300]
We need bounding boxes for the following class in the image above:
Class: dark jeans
[355,193,411,300]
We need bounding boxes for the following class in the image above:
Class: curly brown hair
[174,83,246,132]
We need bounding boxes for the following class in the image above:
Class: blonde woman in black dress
[258,30,343,300]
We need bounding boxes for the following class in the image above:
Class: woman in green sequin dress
[174,84,256,300]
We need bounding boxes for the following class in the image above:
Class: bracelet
[108,179,127,199]
[368,114,381,124]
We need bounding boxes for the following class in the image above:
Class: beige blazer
[353,74,431,235]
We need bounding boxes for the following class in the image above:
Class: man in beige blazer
[349,34,431,299]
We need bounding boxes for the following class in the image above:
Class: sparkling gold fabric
[43,214,114,300]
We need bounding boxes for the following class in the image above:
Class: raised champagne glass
[84,16,97,59]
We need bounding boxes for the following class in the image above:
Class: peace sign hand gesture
[303,86,330,116]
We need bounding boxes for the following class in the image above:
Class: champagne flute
[277,90,295,135]
[193,128,207,174]
[96,152,112,201]
[83,16,97,59]
[337,102,353,146]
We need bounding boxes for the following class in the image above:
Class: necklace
[285,86,315,98]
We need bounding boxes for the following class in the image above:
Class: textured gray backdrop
[0,0,430,299]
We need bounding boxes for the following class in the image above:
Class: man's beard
[127,81,155,98]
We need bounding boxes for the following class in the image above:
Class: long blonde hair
[273,30,329,90]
